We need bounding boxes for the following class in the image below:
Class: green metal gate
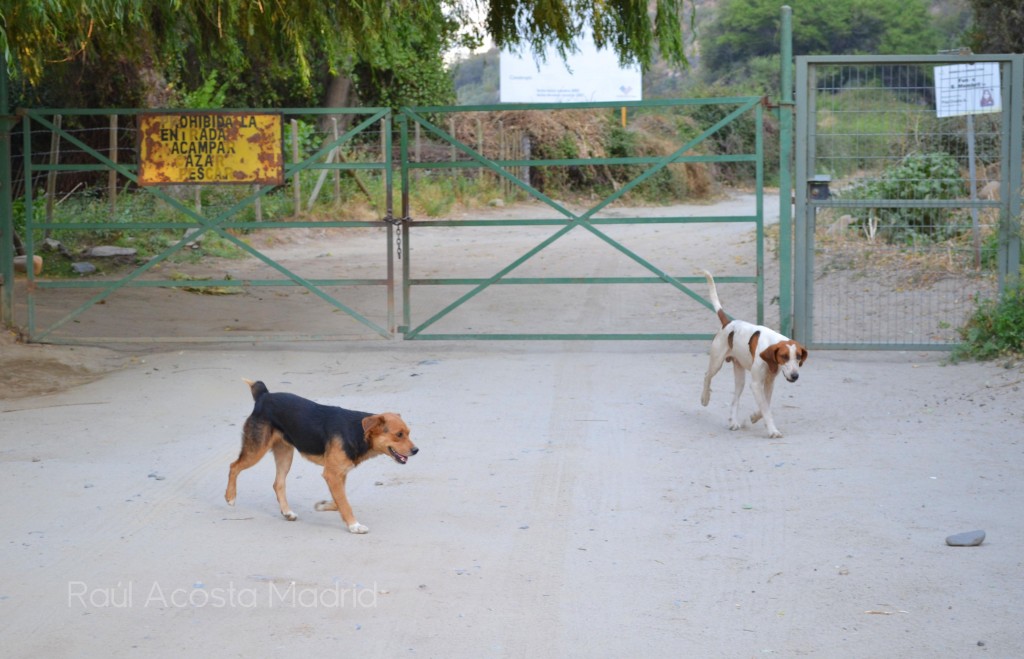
[13,108,398,344]
[396,98,768,340]
[794,54,1023,349]
[4,99,771,344]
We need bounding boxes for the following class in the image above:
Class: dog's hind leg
[701,335,730,407]
[728,361,746,430]
[270,437,298,521]
[225,419,273,506]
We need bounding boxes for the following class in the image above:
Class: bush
[841,152,967,243]
[953,286,1024,361]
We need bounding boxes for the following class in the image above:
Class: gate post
[1006,54,1023,290]
[1,50,14,326]
[778,6,794,336]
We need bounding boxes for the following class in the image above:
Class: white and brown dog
[700,270,808,438]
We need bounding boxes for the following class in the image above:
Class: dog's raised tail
[243,378,269,401]
[702,270,730,328]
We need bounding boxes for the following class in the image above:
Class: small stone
[945,530,985,547]
[487,198,505,207]
[72,262,97,275]
[87,246,137,258]
[42,238,73,258]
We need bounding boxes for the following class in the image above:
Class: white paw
[700,388,711,407]
[314,500,334,512]
[728,420,742,431]
[348,522,369,534]
[226,498,235,507]
[767,429,783,439]
[283,511,297,521]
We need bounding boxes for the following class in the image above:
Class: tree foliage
[479,0,689,71]
[965,0,1024,53]
[0,1,462,107]
[0,1,689,108]
[701,0,941,82]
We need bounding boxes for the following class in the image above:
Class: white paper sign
[499,35,642,104]
[934,63,1002,118]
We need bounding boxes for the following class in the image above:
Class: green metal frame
[19,107,396,343]
[794,54,1023,350]
[776,6,795,337]
[8,93,778,345]
[1,51,13,326]
[397,98,767,341]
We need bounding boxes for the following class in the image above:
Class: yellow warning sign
[138,112,284,185]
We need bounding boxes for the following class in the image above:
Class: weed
[952,286,1024,361]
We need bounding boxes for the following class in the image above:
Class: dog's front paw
[348,522,369,534]
[728,420,743,431]
[314,500,337,512]
[767,428,783,439]
[700,388,711,407]
[282,511,298,521]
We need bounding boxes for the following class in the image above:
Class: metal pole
[778,6,794,336]
[291,118,300,213]
[108,114,118,216]
[966,113,980,268]
[1001,56,1022,291]
[1,51,14,326]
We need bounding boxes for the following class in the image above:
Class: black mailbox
[808,175,832,200]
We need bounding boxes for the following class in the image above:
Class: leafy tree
[0,1,459,108]
[965,0,1024,53]
[0,1,689,109]
[701,0,941,83]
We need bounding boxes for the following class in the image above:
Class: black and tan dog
[225,379,417,533]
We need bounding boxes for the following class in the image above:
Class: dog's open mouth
[389,447,410,464]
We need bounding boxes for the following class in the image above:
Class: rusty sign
[138,112,284,185]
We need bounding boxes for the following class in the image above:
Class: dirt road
[1,193,1022,657]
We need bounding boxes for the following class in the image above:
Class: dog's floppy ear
[798,346,809,366]
[759,345,781,374]
[361,414,385,435]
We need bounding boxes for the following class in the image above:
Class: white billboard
[499,35,642,103]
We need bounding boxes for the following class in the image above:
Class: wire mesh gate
[794,55,1023,350]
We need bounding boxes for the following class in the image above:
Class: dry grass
[447,109,715,201]
[814,207,998,289]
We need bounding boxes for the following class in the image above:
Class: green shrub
[841,152,966,243]
[953,286,1024,361]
